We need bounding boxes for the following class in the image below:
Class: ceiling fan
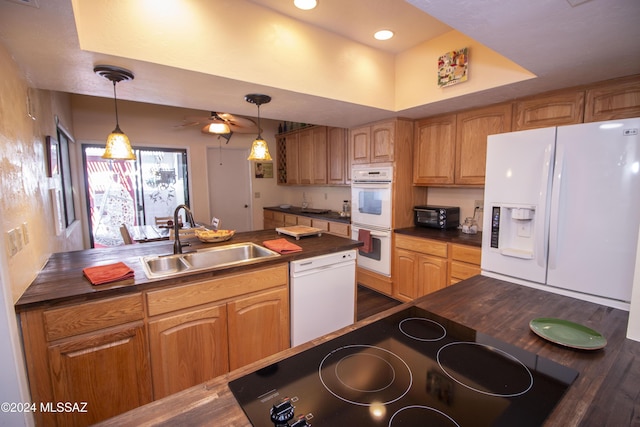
[174,111,258,142]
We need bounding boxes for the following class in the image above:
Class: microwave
[414,205,460,229]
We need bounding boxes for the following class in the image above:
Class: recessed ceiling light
[294,0,317,10]
[374,30,394,41]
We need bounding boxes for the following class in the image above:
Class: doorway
[206,146,252,232]
[82,145,189,247]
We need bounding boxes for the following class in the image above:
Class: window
[82,145,189,247]
[57,126,76,227]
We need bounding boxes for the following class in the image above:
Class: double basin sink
[141,242,281,279]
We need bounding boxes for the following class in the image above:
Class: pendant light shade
[94,65,136,160]
[245,94,273,161]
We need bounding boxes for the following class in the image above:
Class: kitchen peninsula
[96,275,639,427]
[15,230,362,426]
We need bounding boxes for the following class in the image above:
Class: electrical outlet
[324,193,328,200]
[474,200,484,209]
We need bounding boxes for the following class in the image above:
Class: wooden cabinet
[285,132,300,185]
[393,234,448,302]
[328,127,349,185]
[277,126,348,186]
[393,234,482,301]
[513,89,585,130]
[413,114,456,185]
[21,294,152,426]
[21,265,290,425]
[148,303,228,399]
[228,286,289,370]
[349,120,395,165]
[584,75,640,122]
[455,103,512,185]
[413,103,511,186]
[450,244,481,284]
[264,210,285,229]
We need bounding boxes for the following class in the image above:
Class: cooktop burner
[229,307,578,427]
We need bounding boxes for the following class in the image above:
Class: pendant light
[94,65,136,160]
[245,94,273,161]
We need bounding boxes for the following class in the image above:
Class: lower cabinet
[20,264,290,426]
[393,234,481,301]
[393,235,448,302]
[148,303,229,399]
[263,209,350,237]
[228,286,289,370]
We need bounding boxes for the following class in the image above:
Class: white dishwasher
[290,249,357,347]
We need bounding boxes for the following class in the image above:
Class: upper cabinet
[584,75,640,122]
[513,89,585,130]
[414,103,512,186]
[455,103,513,185]
[349,121,395,164]
[277,125,349,186]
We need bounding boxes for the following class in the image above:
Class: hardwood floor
[356,285,402,321]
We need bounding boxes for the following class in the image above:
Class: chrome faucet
[173,204,196,254]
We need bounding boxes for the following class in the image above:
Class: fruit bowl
[195,229,235,243]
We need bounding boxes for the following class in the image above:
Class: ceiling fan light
[103,125,136,160]
[205,122,231,134]
[247,137,272,161]
[294,0,317,10]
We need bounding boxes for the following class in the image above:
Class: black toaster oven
[414,205,460,229]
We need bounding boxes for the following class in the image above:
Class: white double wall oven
[351,167,393,276]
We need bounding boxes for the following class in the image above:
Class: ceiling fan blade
[216,112,256,128]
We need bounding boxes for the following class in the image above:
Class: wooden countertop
[96,275,640,427]
[395,226,483,247]
[264,205,350,224]
[15,229,362,311]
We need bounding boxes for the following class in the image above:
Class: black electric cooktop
[229,307,578,427]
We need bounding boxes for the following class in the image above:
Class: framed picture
[255,162,273,178]
[438,47,469,88]
[46,135,60,177]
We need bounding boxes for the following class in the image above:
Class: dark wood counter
[264,205,350,224]
[96,275,640,427]
[15,229,362,311]
[395,226,482,247]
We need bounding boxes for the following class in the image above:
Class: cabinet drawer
[329,221,350,237]
[395,234,448,258]
[284,214,298,226]
[451,244,481,265]
[297,216,312,226]
[450,261,481,281]
[312,219,329,232]
[146,264,288,316]
[43,293,144,341]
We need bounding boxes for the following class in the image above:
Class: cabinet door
[413,114,456,185]
[514,90,585,130]
[313,126,328,184]
[393,248,419,302]
[285,133,299,185]
[455,103,512,185]
[371,121,394,163]
[350,125,371,164]
[328,127,347,185]
[148,304,228,399]
[417,254,448,296]
[584,76,640,122]
[227,286,289,370]
[298,128,314,184]
[47,323,152,426]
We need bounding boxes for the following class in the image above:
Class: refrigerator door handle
[536,143,554,268]
[548,143,564,270]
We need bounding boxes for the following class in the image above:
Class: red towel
[263,238,302,254]
[358,229,372,253]
[83,262,134,285]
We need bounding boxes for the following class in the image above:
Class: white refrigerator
[481,118,640,310]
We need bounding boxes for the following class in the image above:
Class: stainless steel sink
[141,242,281,279]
